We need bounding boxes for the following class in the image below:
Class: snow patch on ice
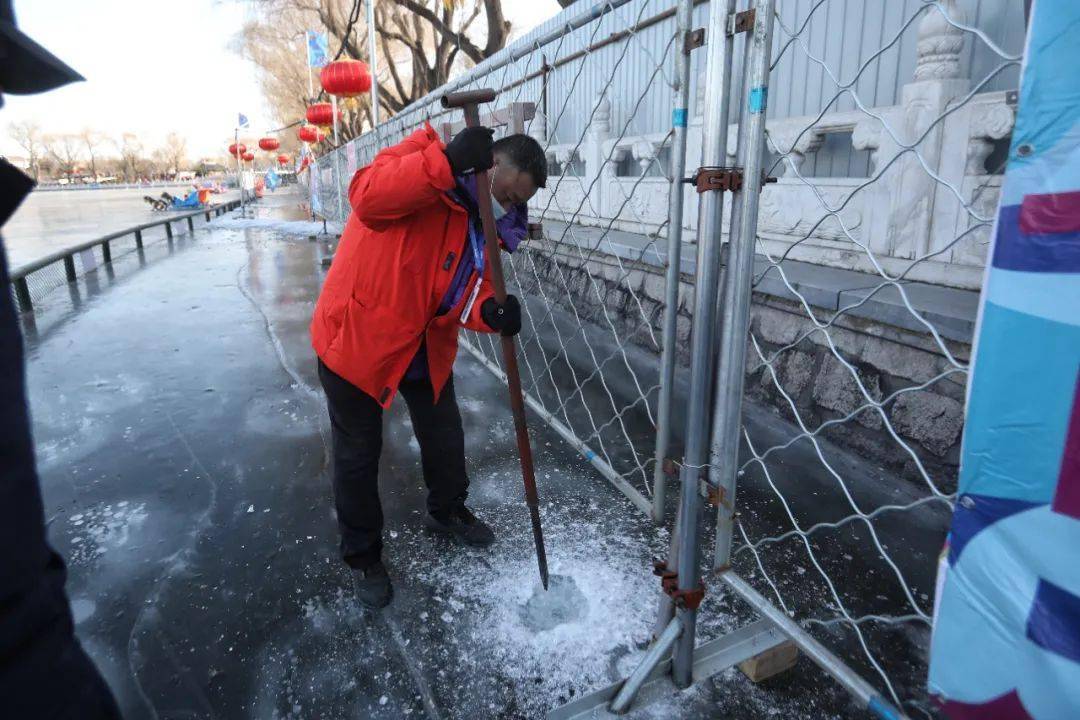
[213,216,343,236]
[459,398,486,414]
[66,501,148,566]
[404,496,657,716]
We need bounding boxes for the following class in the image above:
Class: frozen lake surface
[22,192,920,718]
[4,185,238,268]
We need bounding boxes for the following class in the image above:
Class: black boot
[351,561,393,609]
[424,505,495,547]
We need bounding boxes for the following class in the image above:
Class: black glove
[481,295,521,336]
[444,126,495,176]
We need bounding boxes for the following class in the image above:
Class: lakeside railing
[10,199,241,314]
[33,180,239,192]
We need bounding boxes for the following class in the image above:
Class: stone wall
[517,239,968,491]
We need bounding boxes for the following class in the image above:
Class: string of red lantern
[305,102,340,129]
[320,59,372,110]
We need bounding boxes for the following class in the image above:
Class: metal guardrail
[10,199,242,313]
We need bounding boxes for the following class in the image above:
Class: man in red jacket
[311,123,547,608]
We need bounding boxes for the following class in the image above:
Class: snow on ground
[403,486,659,717]
[213,215,343,237]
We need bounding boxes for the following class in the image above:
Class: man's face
[491,157,538,208]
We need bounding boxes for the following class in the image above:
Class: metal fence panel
[305,0,1026,716]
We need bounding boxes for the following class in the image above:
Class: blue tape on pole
[749,86,768,114]
[672,108,688,128]
[584,450,596,461]
[867,696,901,720]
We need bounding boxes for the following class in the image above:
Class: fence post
[187,216,194,232]
[709,0,775,570]
[14,277,32,313]
[165,221,173,240]
[651,0,697,525]
[101,240,111,264]
[669,0,742,689]
[134,229,143,249]
[63,254,77,282]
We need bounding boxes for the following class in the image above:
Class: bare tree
[239,0,511,140]
[79,128,106,180]
[236,12,312,135]
[45,134,83,180]
[115,133,144,182]
[8,120,44,180]
[160,132,188,177]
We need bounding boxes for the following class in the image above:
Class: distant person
[310,124,546,608]
[0,2,122,717]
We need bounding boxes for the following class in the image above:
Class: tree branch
[395,0,485,64]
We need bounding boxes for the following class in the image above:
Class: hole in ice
[518,574,587,632]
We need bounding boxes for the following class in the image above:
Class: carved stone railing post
[876,0,970,262]
[601,145,629,219]
[589,90,612,218]
[528,107,547,145]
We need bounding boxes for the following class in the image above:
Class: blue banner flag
[307,31,329,68]
[238,113,249,128]
[264,167,280,191]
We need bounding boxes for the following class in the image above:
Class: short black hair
[493,134,547,189]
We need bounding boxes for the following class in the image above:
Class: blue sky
[2,0,560,159]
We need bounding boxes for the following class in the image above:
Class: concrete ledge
[540,219,979,344]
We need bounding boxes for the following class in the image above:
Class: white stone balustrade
[526,0,1013,291]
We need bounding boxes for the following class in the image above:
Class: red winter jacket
[310,123,497,408]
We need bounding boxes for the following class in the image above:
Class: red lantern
[258,137,280,152]
[320,59,372,101]
[306,102,341,129]
[228,142,246,157]
[277,154,290,166]
[297,125,319,143]
[242,151,255,162]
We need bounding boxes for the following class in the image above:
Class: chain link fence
[312,0,683,514]
[719,1,1023,714]
[307,0,1025,715]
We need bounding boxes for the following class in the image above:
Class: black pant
[318,360,469,569]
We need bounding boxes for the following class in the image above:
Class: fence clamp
[684,167,778,193]
[653,561,707,610]
[728,8,756,36]
[704,482,726,508]
[685,166,744,193]
[683,28,705,54]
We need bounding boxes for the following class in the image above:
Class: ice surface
[24,201,885,718]
[212,215,343,236]
[517,574,587,632]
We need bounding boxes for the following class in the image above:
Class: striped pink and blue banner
[927,1,1080,717]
